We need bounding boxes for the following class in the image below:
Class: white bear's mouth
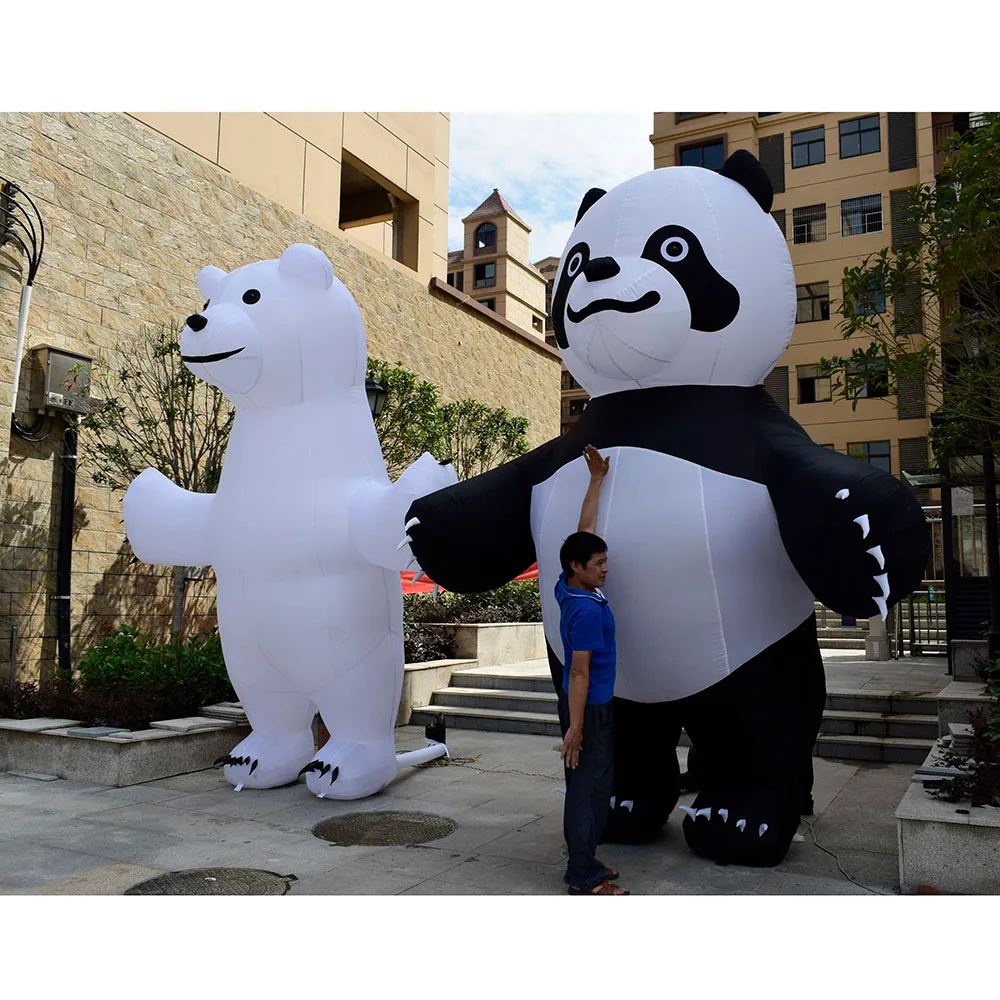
[181,347,246,364]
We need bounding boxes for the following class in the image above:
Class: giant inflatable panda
[406,150,930,866]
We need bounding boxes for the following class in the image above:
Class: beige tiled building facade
[0,112,560,684]
[446,189,547,338]
[650,112,947,483]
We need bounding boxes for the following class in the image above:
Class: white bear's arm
[349,453,458,571]
[122,468,215,567]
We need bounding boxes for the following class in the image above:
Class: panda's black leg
[678,616,826,867]
[601,698,681,844]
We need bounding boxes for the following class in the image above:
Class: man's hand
[583,444,609,482]
[561,726,584,769]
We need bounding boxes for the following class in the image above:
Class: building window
[446,272,454,286]
[474,262,496,288]
[791,126,825,168]
[679,139,725,171]
[848,440,891,474]
[474,222,496,252]
[796,282,831,323]
[480,297,496,311]
[676,113,712,122]
[848,277,886,315]
[562,372,582,391]
[532,315,543,333]
[792,203,827,244]
[568,398,587,416]
[797,365,832,404]
[839,115,881,159]
[848,361,889,399]
[841,194,883,236]
[454,269,464,292]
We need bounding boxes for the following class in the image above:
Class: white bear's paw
[300,738,397,800]
[215,728,315,790]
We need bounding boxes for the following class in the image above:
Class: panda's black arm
[404,443,555,594]
[752,390,930,618]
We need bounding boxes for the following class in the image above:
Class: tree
[368,358,529,480]
[438,398,529,480]
[817,113,1000,462]
[80,324,234,641]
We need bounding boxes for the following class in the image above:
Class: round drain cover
[313,810,456,846]
[124,867,293,895]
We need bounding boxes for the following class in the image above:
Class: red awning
[401,563,538,595]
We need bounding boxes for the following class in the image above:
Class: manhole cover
[124,867,294,895]
[313,811,456,846]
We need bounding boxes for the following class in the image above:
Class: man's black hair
[559,531,608,575]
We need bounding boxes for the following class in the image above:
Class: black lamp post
[365,378,388,420]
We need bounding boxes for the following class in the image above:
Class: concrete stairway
[410,664,940,764]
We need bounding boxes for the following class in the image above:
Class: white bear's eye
[242,289,261,305]
[567,252,584,277]
[660,237,689,262]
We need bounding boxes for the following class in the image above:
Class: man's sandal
[568,880,630,895]
[564,866,619,884]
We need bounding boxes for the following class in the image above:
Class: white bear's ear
[278,243,334,290]
[197,265,227,301]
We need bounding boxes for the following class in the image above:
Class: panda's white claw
[395,535,413,551]
[717,808,729,823]
[759,823,768,837]
[621,799,634,813]
[694,807,712,821]
[679,805,697,819]
[874,572,890,599]
[866,545,885,570]
[873,595,888,621]
[736,818,747,832]
[853,514,871,538]
[835,488,850,500]
[610,796,616,809]
[404,517,420,531]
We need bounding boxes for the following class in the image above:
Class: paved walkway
[0,652,951,896]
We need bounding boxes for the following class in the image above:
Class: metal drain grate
[124,867,294,895]
[313,810,456,846]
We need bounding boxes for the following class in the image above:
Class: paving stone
[65,727,129,738]
[149,717,229,733]
[0,718,81,732]
[7,770,59,781]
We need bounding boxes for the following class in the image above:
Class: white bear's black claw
[329,766,340,784]
[320,762,331,776]
[298,761,321,776]
[214,755,231,767]
[249,759,258,775]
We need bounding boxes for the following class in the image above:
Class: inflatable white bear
[123,244,456,799]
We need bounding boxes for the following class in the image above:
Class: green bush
[1,626,235,731]
[404,580,541,627]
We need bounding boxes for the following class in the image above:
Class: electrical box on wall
[28,344,100,415]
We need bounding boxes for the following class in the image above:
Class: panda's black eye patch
[641,224,740,333]
[242,289,261,305]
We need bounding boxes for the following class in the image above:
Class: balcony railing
[933,114,986,151]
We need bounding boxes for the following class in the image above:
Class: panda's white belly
[531,446,815,702]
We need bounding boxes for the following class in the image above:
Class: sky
[447,113,655,263]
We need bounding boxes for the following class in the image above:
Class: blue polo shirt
[554,571,616,705]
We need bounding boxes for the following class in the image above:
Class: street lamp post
[365,378,387,420]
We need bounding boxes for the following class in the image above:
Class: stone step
[817,637,867,650]
[431,685,557,714]
[453,670,554,693]
[824,690,939,716]
[819,710,940,741]
[814,733,936,764]
[410,703,561,737]
[816,627,870,639]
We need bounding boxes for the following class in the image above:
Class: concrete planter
[896,745,1000,894]
[443,622,546,667]
[937,680,990,736]
[0,717,250,787]
[397,657,476,726]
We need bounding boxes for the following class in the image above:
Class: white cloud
[447,113,654,262]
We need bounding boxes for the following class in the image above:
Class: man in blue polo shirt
[556,444,627,895]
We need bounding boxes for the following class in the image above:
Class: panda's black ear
[575,187,606,224]
[720,150,773,213]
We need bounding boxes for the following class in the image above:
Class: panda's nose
[186,314,208,332]
[583,256,620,282]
